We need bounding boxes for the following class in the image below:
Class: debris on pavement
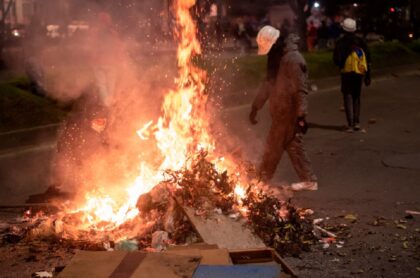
[31,271,53,278]
[405,210,420,216]
[314,225,337,238]
[115,239,139,251]
[151,231,169,251]
[343,213,357,223]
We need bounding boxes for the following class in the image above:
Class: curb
[0,123,60,151]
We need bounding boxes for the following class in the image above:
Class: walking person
[249,26,318,191]
[333,18,371,132]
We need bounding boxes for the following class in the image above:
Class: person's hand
[249,108,258,125]
[364,71,371,87]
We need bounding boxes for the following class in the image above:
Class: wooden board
[179,205,266,250]
[58,251,200,278]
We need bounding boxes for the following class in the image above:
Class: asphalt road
[0,71,419,277]
[219,73,420,277]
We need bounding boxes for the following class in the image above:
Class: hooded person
[249,26,318,191]
[333,18,371,132]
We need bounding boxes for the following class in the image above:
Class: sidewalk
[223,62,420,112]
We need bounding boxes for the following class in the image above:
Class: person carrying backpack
[333,18,371,132]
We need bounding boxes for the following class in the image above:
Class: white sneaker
[290,181,318,191]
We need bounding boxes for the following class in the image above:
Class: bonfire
[13,0,315,257]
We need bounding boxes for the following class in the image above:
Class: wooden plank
[178,203,266,250]
[58,251,201,278]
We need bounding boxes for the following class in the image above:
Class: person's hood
[284,33,299,52]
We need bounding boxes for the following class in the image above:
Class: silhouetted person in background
[317,21,328,50]
[334,18,371,132]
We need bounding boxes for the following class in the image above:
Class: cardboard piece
[58,251,200,278]
[166,248,232,265]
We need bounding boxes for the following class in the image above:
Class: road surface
[0,71,419,277]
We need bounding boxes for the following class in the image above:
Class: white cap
[342,18,357,32]
[256,25,280,55]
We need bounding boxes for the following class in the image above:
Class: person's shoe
[345,126,354,133]
[290,181,318,191]
[353,124,361,131]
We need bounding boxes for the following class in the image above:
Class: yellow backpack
[342,47,368,75]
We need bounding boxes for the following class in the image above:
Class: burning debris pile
[163,151,316,256]
[3,152,315,257]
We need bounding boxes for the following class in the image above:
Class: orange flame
[60,0,247,237]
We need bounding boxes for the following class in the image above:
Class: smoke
[16,1,180,195]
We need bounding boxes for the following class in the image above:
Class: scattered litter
[103,241,113,251]
[405,210,420,215]
[301,209,314,216]
[213,208,222,215]
[396,224,407,230]
[344,213,357,223]
[32,271,53,278]
[371,217,387,226]
[320,237,336,244]
[228,213,240,221]
[402,241,409,249]
[336,240,345,248]
[313,218,324,225]
[115,239,138,251]
[314,225,337,238]
[151,231,168,251]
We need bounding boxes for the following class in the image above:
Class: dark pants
[259,124,317,183]
[341,73,363,127]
